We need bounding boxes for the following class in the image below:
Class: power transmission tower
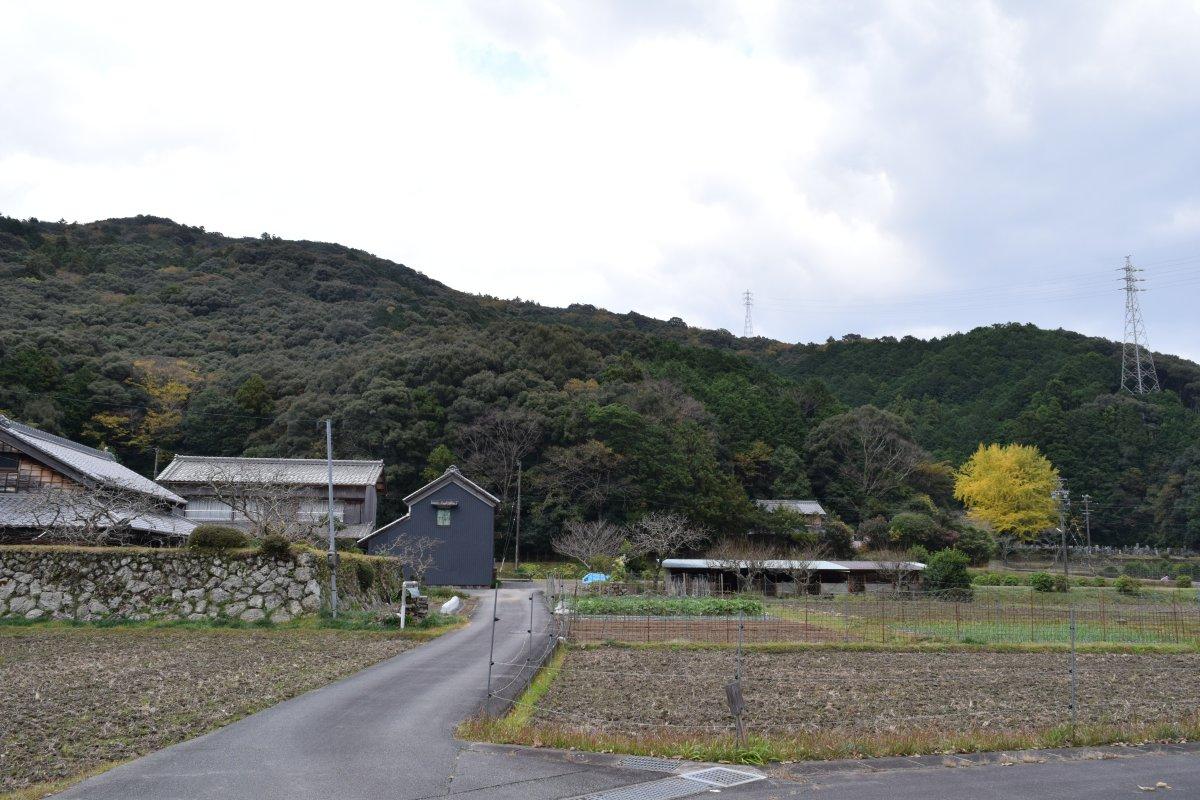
[742,290,753,337]
[1119,256,1161,394]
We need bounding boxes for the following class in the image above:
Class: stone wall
[0,547,326,623]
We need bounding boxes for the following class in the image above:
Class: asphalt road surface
[53,586,1200,800]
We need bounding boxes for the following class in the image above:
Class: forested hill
[2,215,1198,552]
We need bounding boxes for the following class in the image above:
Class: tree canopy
[2,215,1199,552]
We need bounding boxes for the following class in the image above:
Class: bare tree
[197,464,327,543]
[459,409,543,510]
[873,550,919,595]
[19,484,168,545]
[552,519,624,571]
[629,511,707,589]
[377,534,440,584]
[808,406,925,518]
[708,538,777,594]
[535,440,629,516]
[782,545,827,596]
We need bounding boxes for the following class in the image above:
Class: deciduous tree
[954,443,1058,540]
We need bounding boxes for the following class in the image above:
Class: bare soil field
[0,626,420,795]
[534,646,1200,737]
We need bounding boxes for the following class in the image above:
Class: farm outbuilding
[358,467,497,587]
[662,558,924,596]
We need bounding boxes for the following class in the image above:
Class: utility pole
[1120,256,1161,394]
[1082,494,1092,549]
[152,446,161,478]
[325,419,339,619]
[1052,478,1071,579]
[742,290,753,338]
[514,462,523,569]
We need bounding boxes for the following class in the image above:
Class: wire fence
[480,578,572,717]
[565,588,1200,646]
[481,583,1200,752]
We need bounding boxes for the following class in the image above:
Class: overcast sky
[3,1,1199,361]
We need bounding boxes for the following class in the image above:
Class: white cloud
[1,1,1198,358]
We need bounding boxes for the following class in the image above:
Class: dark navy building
[359,466,498,586]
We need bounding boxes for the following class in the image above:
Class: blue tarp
[581,572,609,584]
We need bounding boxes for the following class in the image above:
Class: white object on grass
[439,596,462,615]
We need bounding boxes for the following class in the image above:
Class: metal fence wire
[565,588,1200,646]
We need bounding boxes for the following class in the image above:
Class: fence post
[1029,589,1036,643]
[804,592,810,643]
[527,594,534,666]
[1099,591,1107,642]
[843,592,850,642]
[736,609,744,680]
[1173,596,1181,643]
[485,582,500,716]
[1069,601,1078,739]
[955,600,961,639]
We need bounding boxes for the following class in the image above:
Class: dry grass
[0,625,435,796]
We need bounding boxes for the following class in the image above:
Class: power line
[1120,255,1161,394]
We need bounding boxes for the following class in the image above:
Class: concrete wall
[0,546,403,623]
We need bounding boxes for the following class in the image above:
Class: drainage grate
[617,756,684,773]
[679,766,765,788]
[585,777,708,800]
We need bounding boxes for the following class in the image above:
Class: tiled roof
[756,499,827,515]
[0,494,196,537]
[157,456,384,487]
[832,560,926,571]
[0,417,183,504]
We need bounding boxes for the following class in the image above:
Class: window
[436,508,451,527]
[0,454,17,472]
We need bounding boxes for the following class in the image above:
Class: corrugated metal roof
[662,558,850,572]
[157,455,384,487]
[0,417,183,504]
[833,560,926,571]
[756,499,826,515]
[0,494,196,537]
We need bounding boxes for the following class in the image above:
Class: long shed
[359,467,497,586]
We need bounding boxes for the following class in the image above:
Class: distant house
[0,416,193,544]
[359,466,497,586]
[156,455,384,541]
[756,499,827,528]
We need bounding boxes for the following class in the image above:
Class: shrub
[355,559,376,592]
[1051,573,1070,593]
[570,595,764,617]
[907,544,930,564]
[259,534,292,560]
[189,525,248,550]
[1178,575,1193,590]
[819,519,856,558]
[889,512,939,549]
[1029,572,1056,593]
[952,525,996,566]
[856,516,890,550]
[923,550,973,599]
[1115,575,1140,596]
[971,570,1022,586]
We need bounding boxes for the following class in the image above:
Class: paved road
[54,586,1200,800]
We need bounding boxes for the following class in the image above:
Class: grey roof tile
[157,456,384,487]
[0,417,183,504]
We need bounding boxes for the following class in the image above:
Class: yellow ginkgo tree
[954,443,1059,540]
